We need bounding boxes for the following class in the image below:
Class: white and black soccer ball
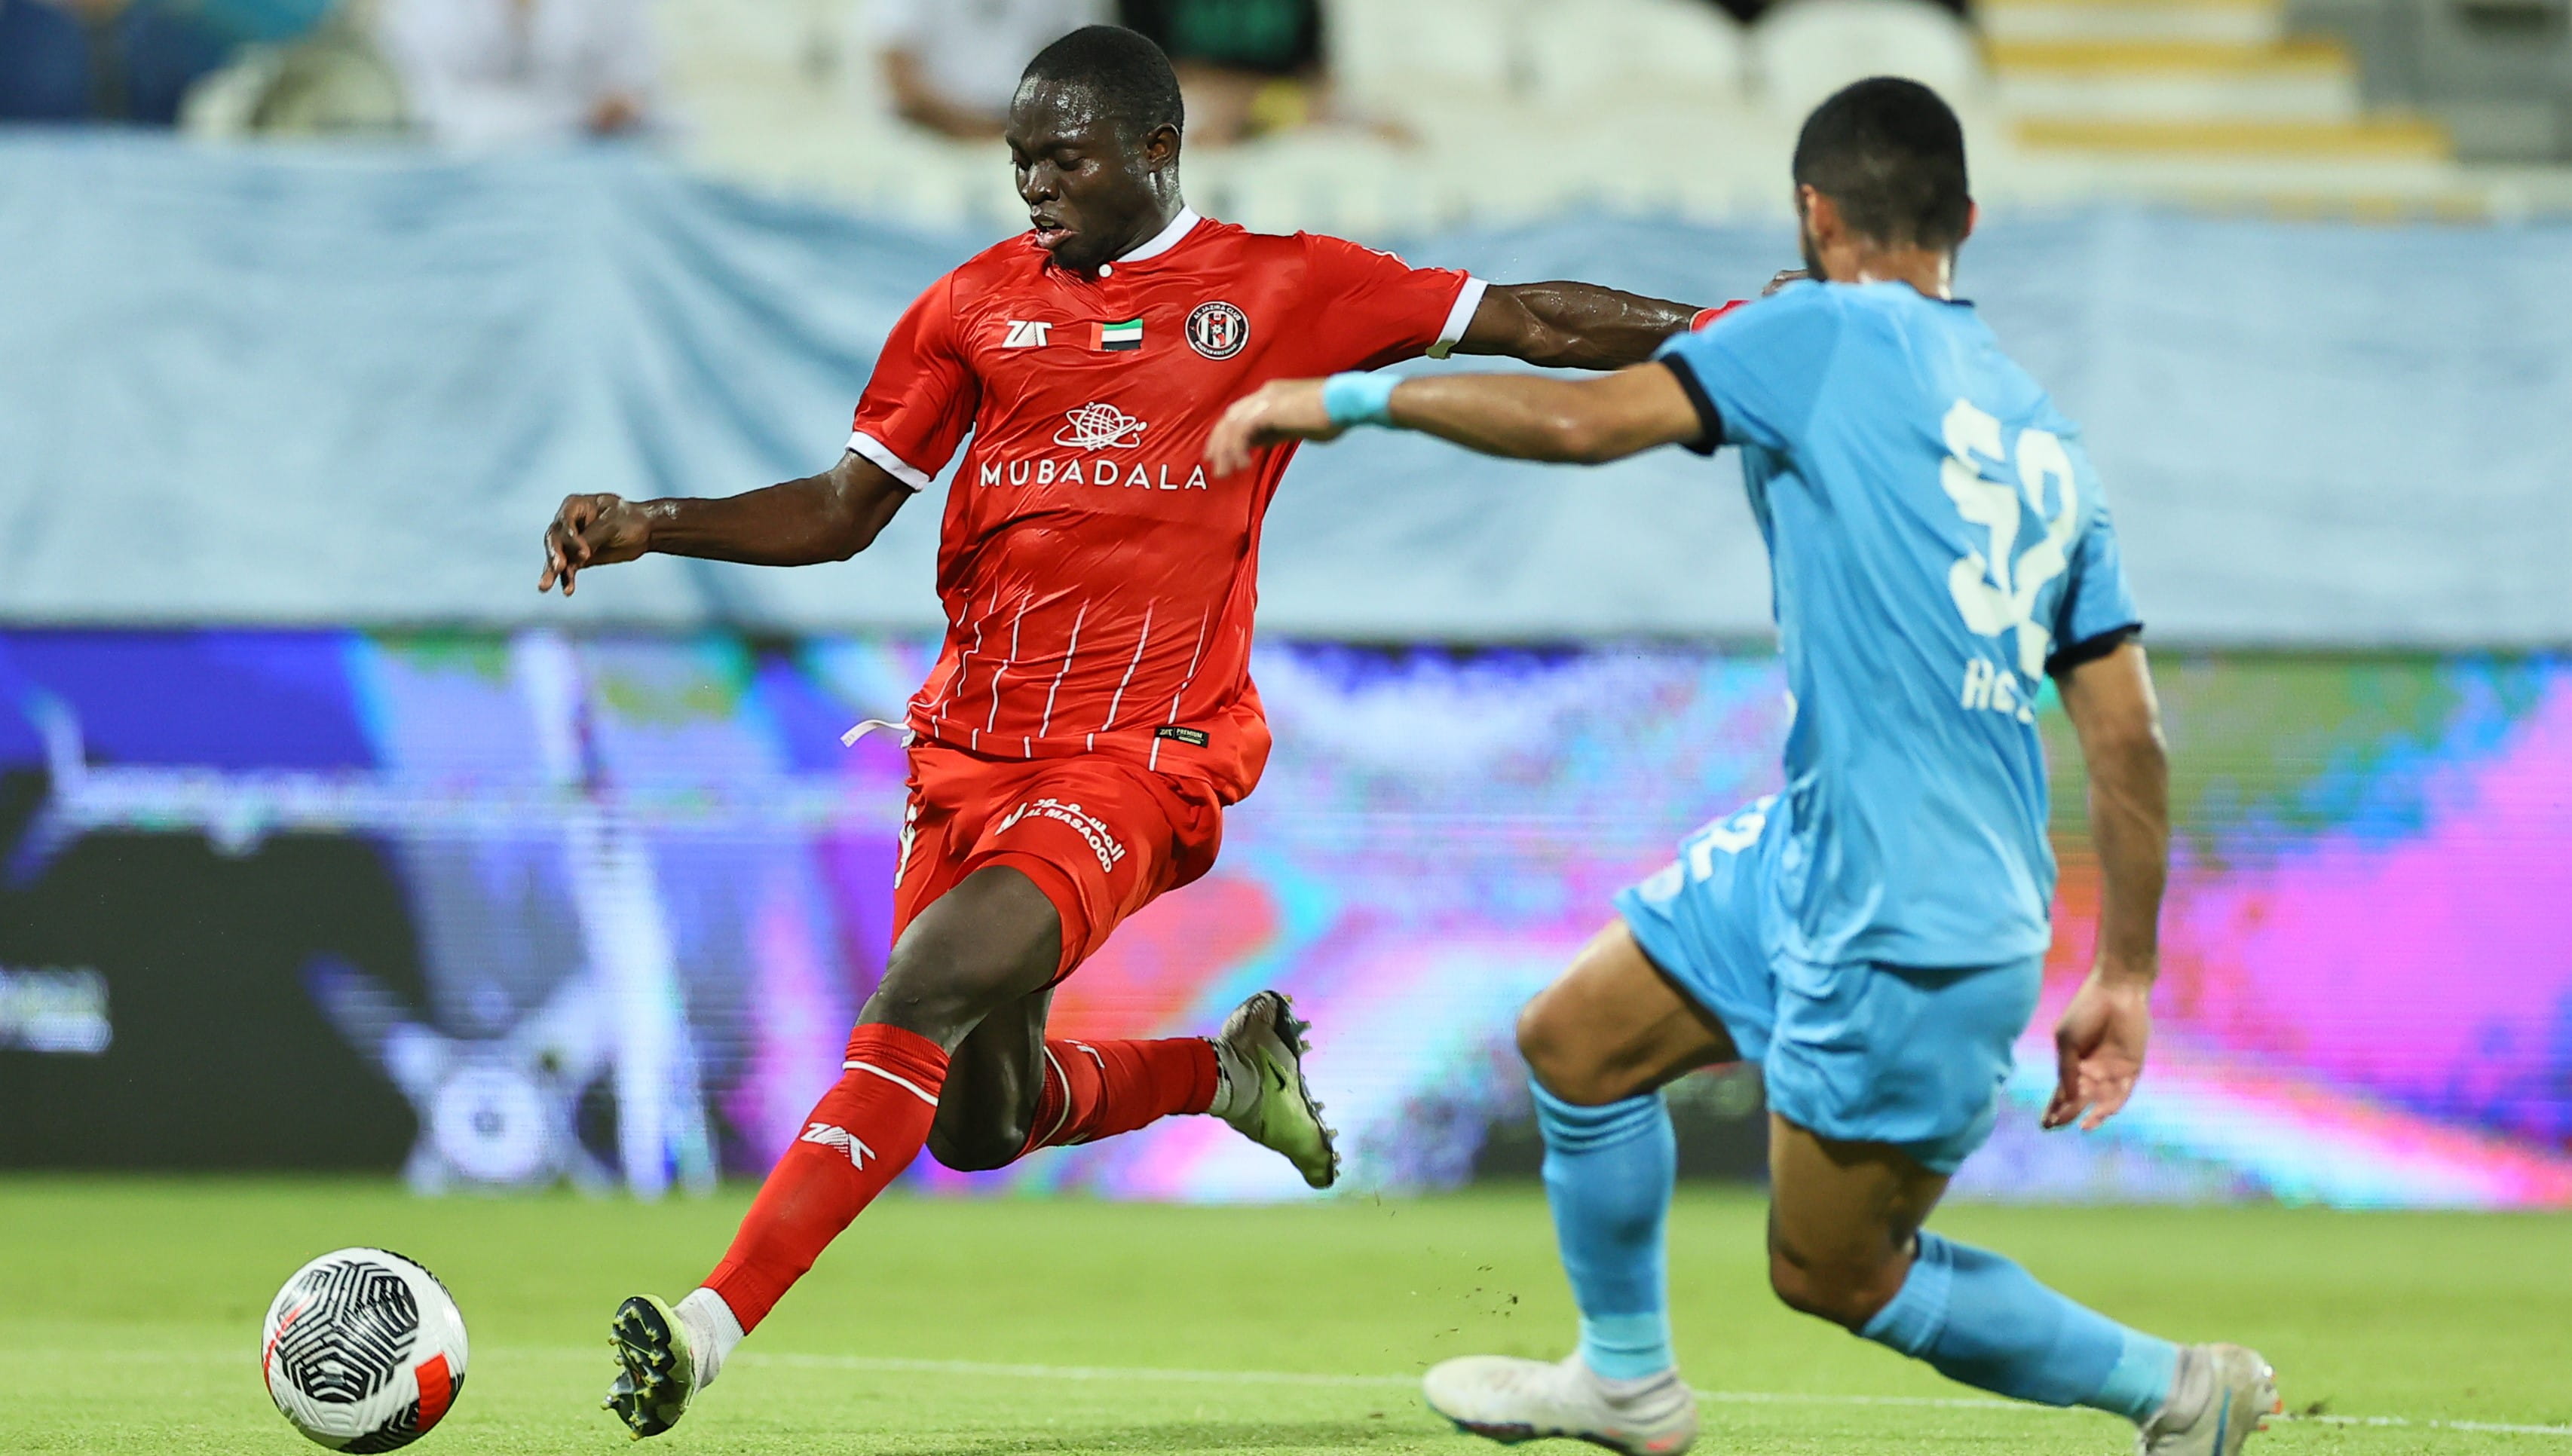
[262,1248,470,1451]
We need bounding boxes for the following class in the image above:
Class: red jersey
[849,210,1484,804]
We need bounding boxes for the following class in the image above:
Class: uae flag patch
[1095,317,1144,352]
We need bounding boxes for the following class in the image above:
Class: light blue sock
[1532,1082,1677,1381]
[1858,1231,2178,1420]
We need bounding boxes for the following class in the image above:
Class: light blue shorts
[1612,799,2041,1175]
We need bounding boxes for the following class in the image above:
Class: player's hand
[2044,963,2153,1132]
[1207,379,1343,478]
[539,493,651,596]
[1762,268,1810,297]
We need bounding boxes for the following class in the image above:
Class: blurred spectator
[1119,0,1404,146]
[374,0,655,147]
[1695,0,1762,23]
[1691,0,1967,24]
[0,0,236,124]
[874,0,1106,141]
[181,3,406,137]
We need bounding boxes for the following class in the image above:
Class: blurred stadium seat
[2302,0,2572,160]
[1520,0,1748,109]
[1325,0,1520,102]
[1750,0,1986,119]
[625,0,2567,231]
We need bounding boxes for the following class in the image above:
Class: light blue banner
[4,133,2567,645]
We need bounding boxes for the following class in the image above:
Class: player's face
[1006,81,1174,273]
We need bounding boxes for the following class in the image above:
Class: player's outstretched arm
[537,451,911,596]
[1454,283,1704,371]
[2044,641,2170,1132]
[1454,270,1807,371]
[1206,362,1705,476]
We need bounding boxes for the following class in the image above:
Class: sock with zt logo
[703,1023,948,1332]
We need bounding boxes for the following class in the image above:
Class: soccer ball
[262,1249,470,1451]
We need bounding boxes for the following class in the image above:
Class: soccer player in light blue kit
[1208,78,2280,1456]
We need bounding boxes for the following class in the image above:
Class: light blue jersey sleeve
[2050,492,2142,671]
[1653,284,1845,453]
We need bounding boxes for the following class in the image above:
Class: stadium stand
[649,0,2570,228]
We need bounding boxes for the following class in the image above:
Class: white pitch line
[58,1346,2568,1440]
[726,1351,2572,1438]
[2294,1414,2572,1438]
[736,1352,1410,1389]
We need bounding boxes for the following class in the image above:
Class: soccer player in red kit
[538,26,1726,1439]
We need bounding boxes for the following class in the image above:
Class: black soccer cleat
[1214,990,1341,1189]
[603,1295,697,1439]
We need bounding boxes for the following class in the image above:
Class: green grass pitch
[5,1179,2567,1454]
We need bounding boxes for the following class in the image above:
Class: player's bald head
[1792,78,1972,253]
[1019,25,1186,144]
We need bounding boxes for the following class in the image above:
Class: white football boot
[1423,1354,1699,1456]
[2136,1344,2281,1456]
[1211,990,1340,1188]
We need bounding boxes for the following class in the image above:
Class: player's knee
[864,956,987,1043]
[925,1115,1030,1173]
[1765,1243,1862,1326]
[1765,1235,1902,1330]
[1514,997,1580,1100]
[1515,993,1618,1106]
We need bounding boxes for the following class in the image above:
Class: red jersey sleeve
[1291,233,1487,375]
[847,272,979,490]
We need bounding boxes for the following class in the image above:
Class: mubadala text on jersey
[977,457,1211,491]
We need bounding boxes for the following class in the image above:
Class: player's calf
[925,1102,1038,1171]
[926,989,1053,1171]
[1768,1118,2248,1433]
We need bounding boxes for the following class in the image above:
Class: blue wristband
[1321,372,1400,428]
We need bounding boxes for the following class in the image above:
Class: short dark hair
[1021,25,1186,137]
[1791,78,1970,251]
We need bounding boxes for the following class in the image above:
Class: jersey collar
[1113,206,1202,265]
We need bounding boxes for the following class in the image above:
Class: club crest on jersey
[1184,301,1250,360]
[1054,402,1148,450]
[1000,320,1053,348]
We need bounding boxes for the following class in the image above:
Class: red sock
[1020,1037,1220,1155]
[703,1024,948,1332]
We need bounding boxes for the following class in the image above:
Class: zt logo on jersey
[1000,320,1053,348]
[1938,398,2079,721]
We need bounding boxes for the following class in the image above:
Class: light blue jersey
[1542,280,2188,1422]
[1655,280,2139,970]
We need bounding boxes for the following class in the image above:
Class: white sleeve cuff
[847,430,932,491]
[1427,276,1490,359]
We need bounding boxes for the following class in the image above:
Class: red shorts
[892,744,1226,982]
